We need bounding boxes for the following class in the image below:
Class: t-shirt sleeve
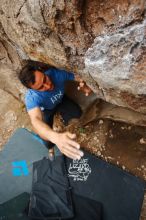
[45,68,75,81]
[60,70,75,80]
[51,69,74,82]
[25,92,40,112]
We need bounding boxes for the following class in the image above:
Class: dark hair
[18,61,53,88]
[18,63,49,88]
[18,64,38,88]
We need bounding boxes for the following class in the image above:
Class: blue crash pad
[0,128,48,204]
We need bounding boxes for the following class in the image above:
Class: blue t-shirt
[25,68,74,111]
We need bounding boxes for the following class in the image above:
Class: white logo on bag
[68,159,91,181]
[51,90,63,104]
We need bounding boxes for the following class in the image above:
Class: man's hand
[75,76,92,96]
[28,108,84,160]
[77,80,92,96]
[54,131,84,160]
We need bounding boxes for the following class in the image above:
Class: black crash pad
[0,193,30,220]
[66,152,146,220]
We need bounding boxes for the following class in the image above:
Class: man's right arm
[28,107,84,160]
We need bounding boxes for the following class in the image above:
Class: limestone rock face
[0,88,30,149]
[85,19,146,113]
[0,0,146,113]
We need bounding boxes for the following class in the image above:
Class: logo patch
[50,90,63,104]
[12,160,29,176]
[68,158,91,181]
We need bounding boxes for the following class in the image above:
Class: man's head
[18,65,54,91]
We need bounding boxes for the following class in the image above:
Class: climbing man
[18,63,91,160]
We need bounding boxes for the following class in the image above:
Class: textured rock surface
[0,64,26,101]
[85,19,146,112]
[0,88,30,150]
[0,64,31,149]
[0,0,146,113]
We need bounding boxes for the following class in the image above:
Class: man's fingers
[79,82,84,87]
[65,132,80,149]
[67,139,80,149]
[57,132,84,160]
[66,141,84,157]
[65,151,80,160]
[84,88,92,96]
[64,144,83,156]
[66,132,76,140]
[77,83,92,97]
[63,148,83,160]
[77,82,85,91]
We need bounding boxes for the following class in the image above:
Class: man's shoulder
[25,89,41,111]
[45,67,74,82]
[44,67,55,73]
[25,89,35,97]
[45,67,60,77]
[25,89,39,101]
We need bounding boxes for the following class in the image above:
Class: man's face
[30,70,54,91]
